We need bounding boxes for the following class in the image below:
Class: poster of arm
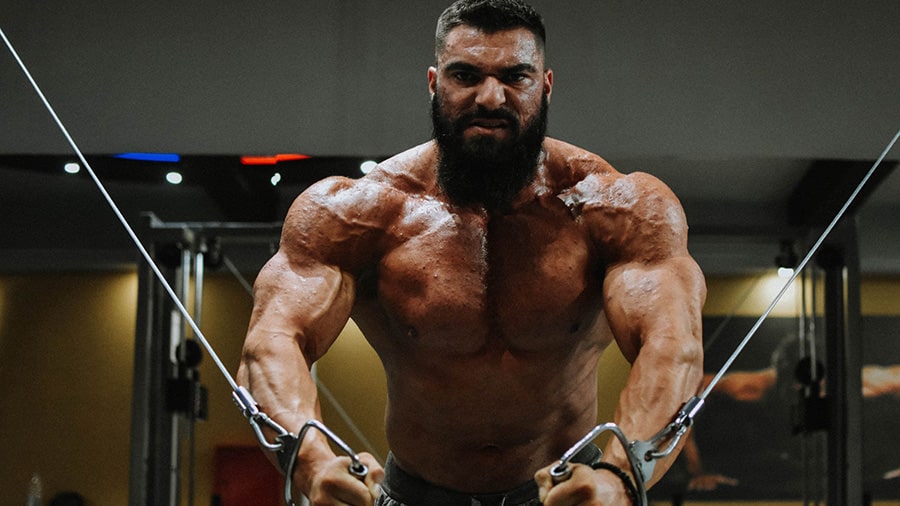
[650,315,900,503]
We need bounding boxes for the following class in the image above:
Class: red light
[240,153,312,165]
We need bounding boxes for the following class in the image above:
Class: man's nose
[474,76,506,109]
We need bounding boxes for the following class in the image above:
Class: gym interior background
[1,1,898,505]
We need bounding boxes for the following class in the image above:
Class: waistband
[381,444,601,506]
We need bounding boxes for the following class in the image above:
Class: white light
[165,171,183,185]
[270,172,282,186]
[360,160,378,174]
[64,162,80,174]
[777,267,794,278]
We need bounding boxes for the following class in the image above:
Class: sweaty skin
[238,26,705,506]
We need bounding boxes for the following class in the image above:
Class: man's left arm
[538,170,705,504]
[602,252,705,486]
[595,170,705,489]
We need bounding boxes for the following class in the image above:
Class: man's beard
[431,90,549,212]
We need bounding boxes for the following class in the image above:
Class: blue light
[113,152,181,163]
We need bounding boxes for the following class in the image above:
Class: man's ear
[544,69,553,101]
[428,66,438,98]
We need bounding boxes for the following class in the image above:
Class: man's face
[429,26,553,210]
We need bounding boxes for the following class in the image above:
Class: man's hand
[302,453,384,506]
[535,463,631,506]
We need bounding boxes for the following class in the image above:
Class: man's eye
[505,74,525,83]
[453,71,478,83]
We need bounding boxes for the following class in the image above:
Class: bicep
[582,171,704,359]
[248,250,356,365]
[602,255,705,363]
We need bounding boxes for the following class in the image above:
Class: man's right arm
[236,176,395,504]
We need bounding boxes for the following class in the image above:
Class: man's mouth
[467,118,511,135]
[470,118,509,128]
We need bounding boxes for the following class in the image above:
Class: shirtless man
[237,1,705,504]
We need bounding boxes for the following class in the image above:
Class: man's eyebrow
[443,61,481,73]
[443,61,539,74]
[503,63,539,74]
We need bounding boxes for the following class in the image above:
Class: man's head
[434,0,546,64]
[429,0,552,212]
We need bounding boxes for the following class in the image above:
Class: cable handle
[233,386,368,505]
[549,423,649,506]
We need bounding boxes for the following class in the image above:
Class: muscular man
[237,1,705,504]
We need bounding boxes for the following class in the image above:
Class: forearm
[605,335,703,486]
[237,331,339,484]
[236,252,356,488]
[601,256,706,487]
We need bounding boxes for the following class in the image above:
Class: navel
[480,444,502,454]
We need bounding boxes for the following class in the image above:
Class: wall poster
[649,316,900,503]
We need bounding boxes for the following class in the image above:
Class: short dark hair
[435,0,546,61]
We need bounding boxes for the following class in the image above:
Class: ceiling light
[360,160,377,174]
[270,172,282,186]
[166,171,183,185]
[64,162,80,174]
[240,154,311,165]
[114,152,181,163]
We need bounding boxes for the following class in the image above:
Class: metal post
[129,213,189,505]
[817,219,864,506]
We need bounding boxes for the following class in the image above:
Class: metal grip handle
[280,420,368,505]
[349,461,369,479]
[550,423,649,506]
[549,461,573,483]
[231,388,368,505]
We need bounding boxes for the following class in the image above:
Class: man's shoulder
[279,173,408,269]
[284,175,404,236]
[542,138,619,185]
[545,139,690,262]
[284,142,438,230]
[300,142,436,206]
[367,141,439,196]
[544,137,675,200]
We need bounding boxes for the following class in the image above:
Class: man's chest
[368,197,605,351]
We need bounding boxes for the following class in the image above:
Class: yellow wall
[0,272,260,504]
[704,272,900,317]
[0,271,897,505]
[0,273,139,504]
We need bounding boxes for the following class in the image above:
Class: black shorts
[376,444,602,506]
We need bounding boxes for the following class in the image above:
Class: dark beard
[431,91,548,212]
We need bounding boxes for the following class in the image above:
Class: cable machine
[126,214,870,506]
[128,213,282,506]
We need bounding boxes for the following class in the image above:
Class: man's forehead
[438,25,543,67]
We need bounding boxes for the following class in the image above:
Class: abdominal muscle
[358,311,611,492]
